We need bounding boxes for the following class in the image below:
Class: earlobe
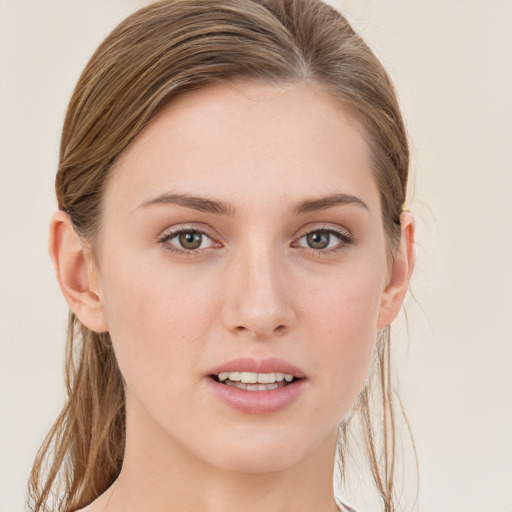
[377,212,416,329]
[48,210,109,332]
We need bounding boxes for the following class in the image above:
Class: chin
[214,448,304,474]
[201,426,326,474]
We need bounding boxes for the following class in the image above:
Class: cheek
[302,268,384,407]
[98,255,221,387]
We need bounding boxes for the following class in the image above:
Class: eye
[294,227,352,253]
[160,228,218,254]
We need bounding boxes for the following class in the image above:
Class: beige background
[1,1,511,511]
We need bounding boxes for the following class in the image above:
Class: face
[91,82,394,473]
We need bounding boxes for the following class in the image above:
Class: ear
[377,212,416,329]
[48,210,109,332]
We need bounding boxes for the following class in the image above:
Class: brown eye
[295,227,353,254]
[179,231,202,250]
[306,230,330,249]
[161,228,216,253]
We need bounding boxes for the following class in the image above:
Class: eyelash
[159,227,220,256]
[294,226,353,256]
[159,225,353,257]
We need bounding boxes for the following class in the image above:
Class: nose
[221,243,296,339]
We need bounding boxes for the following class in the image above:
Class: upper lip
[207,357,306,378]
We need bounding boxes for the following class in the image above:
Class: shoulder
[68,497,103,512]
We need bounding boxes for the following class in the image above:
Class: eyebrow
[138,191,368,216]
[138,192,236,216]
[293,193,369,214]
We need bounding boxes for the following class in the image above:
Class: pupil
[307,231,329,249]
[179,231,202,250]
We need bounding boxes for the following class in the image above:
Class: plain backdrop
[1,1,511,511]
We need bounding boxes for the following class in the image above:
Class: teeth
[254,372,274,384]
[218,371,237,382]
[217,371,295,384]
[240,371,258,383]
[227,382,281,391]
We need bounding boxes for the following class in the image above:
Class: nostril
[229,321,290,338]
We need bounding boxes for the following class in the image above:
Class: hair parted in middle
[28,1,412,511]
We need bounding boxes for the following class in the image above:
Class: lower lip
[206,378,307,414]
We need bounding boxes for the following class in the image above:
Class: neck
[106,400,341,512]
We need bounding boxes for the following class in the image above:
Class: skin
[50,82,415,512]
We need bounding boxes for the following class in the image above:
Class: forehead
[106,81,379,215]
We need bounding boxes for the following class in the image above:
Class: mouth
[209,371,300,391]
[206,358,306,413]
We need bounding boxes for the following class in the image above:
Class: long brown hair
[28,1,412,510]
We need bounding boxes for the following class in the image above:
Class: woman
[28,0,415,511]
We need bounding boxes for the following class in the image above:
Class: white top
[336,498,357,512]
